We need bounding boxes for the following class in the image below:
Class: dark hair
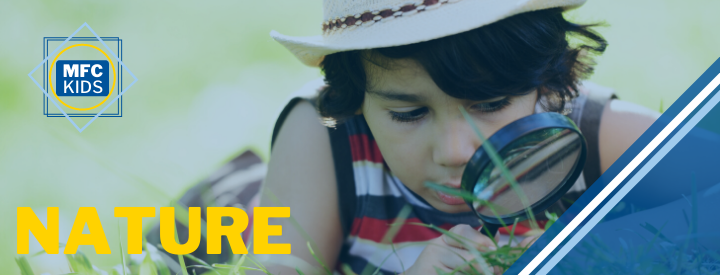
[316,8,607,121]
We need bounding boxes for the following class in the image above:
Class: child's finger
[518,234,541,248]
[437,246,475,271]
[442,224,497,252]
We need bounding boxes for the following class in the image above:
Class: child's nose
[432,121,479,168]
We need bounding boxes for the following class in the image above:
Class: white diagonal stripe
[537,87,720,274]
[520,71,720,275]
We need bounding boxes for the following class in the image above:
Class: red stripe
[350,217,484,243]
[348,134,384,163]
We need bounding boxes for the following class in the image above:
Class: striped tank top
[273,79,616,275]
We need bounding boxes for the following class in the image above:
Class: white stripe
[520,72,720,275]
[386,173,433,209]
[354,161,400,197]
[536,81,720,274]
[347,237,426,273]
[353,162,432,209]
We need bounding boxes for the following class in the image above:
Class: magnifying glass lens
[472,128,583,218]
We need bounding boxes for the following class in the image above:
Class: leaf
[66,252,100,275]
[341,264,358,275]
[145,243,172,275]
[139,253,159,275]
[544,211,558,229]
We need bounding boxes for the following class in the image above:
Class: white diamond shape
[28,22,138,133]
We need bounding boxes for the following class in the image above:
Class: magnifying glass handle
[480,223,500,237]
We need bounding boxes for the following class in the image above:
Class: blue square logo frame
[43,37,123,117]
[28,23,138,133]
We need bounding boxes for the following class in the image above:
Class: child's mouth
[436,190,466,205]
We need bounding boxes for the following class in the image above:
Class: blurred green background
[1,0,719,274]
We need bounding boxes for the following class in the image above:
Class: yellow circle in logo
[48,44,117,111]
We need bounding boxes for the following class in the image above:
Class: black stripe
[341,254,398,275]
[355,195,481,227]
[580,90,617,188]
[329,121,357,237]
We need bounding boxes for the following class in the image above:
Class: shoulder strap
[579,88,617,188]
[328,123,357,237]
[270,97,356,237]
[271,97,304,149]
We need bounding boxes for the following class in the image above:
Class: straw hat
[271,0,586,67]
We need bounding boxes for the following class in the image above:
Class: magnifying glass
[460,112,587,236]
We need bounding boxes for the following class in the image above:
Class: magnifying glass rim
[461,112,587,225]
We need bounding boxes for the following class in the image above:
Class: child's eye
[470,97,511,113]
[389,107,429,123]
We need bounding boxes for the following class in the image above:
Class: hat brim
[271,0,586,67]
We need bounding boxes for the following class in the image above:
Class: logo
[28,23,137,132]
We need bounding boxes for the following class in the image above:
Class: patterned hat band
[272,0,587,67]
[322,0,461,34]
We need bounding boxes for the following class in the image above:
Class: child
[262,0,660,274]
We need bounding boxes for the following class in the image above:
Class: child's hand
[517,233,541,249]
[401,224,502,274]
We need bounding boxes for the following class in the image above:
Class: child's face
[361,58,538,213]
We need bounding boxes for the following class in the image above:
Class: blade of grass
[306,241,332,275]
[244,255,271,275]
[66,252,100,275]
[389,243,405,274]
[185,265,222,275]
[459,106,539,229]
[15,256,35,275]
[361,205,413,275]
[264,189,328,270]
[181,253,212,268]
[118,223,128,275]
[213,263,264,273]
[171,219,190,275]
[544,211,558,230]
[368,242,426,275]
[178,254,190,275]
[508,217,520,247]
[231,254,249,275]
